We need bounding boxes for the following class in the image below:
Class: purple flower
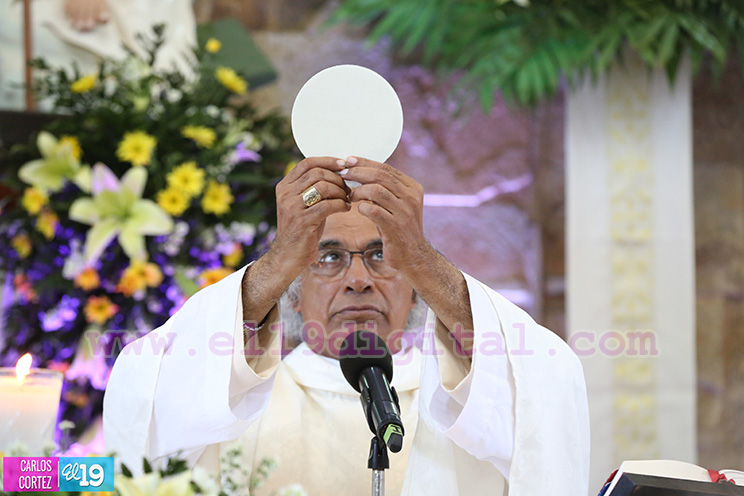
[230,142,261,164]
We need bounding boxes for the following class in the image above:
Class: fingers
[348,183,400,215]
[294,166,350,195]
[356,199,394,224]
[284,156,346,184]
[94,0,109,23]
[340,156,416,191]
[277,158,351,210]
[300,180,349,207]
[343,156,424,210]
[64,0,108,31]
[304,198,351,219]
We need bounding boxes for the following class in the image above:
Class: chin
[332,316,386,333]
[323,321,388,354]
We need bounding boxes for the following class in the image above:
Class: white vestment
[103,266,590,495]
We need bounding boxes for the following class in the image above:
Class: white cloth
[0,0,195,109]
[103,266,590,495]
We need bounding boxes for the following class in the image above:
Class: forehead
[321,204,379,247]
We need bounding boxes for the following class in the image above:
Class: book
[600,460,744,496]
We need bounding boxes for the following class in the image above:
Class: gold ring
[301,186,322,207]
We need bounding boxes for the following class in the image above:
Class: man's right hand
[241,157,350,325]
[273,157,351,276]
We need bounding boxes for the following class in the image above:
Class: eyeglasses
[309,247,397,279]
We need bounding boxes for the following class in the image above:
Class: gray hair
[278,274,429,347]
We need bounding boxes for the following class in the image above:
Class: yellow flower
[116,261,163,296]
[222,243,243,267]
[71,74,97,93]
[201,180,233,216]
[84,296,119,325]
[181,125,217,149]
[284,161,297,176]
[116,271,145,297]
[74,267,100,291]
[205,38,221,53]
[116,131,157,167]
[58,136,82,161]
[142,263,163,287]
[36,210,59,240]
[157,188,189,216]
[199,267,233,289]
[21,187,48,215]
[11,234,32,259]
[215,66,247,95]
[167,161,205,197]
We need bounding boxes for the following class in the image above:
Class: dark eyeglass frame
[309,247,397,279]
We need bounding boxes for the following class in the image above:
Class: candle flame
[15,353,32,384]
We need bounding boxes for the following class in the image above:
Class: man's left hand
[341,156,432,274]
[341,156,474,350]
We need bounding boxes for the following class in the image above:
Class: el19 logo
[58,457,114,492]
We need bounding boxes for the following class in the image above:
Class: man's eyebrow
[317,238,384,250]
[318,239,343,249]
[365,239,383,249]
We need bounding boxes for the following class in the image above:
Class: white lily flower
[19,131,90,193]
[69,163,173,263]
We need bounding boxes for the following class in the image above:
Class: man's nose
[343,253,374,293]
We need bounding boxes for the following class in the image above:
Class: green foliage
[332,0,744,109]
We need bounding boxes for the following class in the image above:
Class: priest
[104,156,590,495]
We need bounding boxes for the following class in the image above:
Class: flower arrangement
[0,25,296,442]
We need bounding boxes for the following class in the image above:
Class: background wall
[199,0,744,475]
[693,57,744,470]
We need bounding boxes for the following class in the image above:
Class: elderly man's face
[293,204,416,356]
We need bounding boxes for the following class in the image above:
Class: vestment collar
[282,338,422,395]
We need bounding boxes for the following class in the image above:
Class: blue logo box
[58,457,114,492]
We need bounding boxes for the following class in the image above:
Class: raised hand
[340,156,430,273]
[273,157,351,276]
[241,157,350,324]
[341,156,473,339]
[64,0,109,32]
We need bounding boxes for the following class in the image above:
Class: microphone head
[339,331,393,392]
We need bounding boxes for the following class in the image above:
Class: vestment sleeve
[103,265,282,474]
[423,272,590,495]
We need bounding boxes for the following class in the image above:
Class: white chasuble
[104,265,590,495]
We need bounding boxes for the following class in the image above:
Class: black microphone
[339,331,404,453]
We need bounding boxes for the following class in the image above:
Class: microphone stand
[368,435,389,496]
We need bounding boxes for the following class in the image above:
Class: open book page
[720,470,744,484]
[603,460,744,495]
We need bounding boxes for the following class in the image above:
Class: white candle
[0,354,63,454]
